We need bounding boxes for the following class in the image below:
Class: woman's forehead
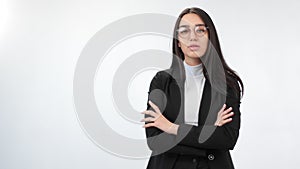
[179,13,205,26]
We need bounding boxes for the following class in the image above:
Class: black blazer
[144,65,241,169]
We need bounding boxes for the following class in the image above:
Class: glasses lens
[177,27,190,38]
[177,25,208,39]
[195,25,208,37]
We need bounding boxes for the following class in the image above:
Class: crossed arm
[141,101,234,135]
[141,72,241,155]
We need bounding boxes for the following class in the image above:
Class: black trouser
[172,154,209,169]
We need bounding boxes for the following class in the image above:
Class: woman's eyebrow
[195,23,206,26]
[178,25,189,28]
[179,23,206,28]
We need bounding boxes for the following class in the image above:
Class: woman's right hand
[214,104,234,126]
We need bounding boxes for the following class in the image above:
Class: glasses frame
[176,24,209,39]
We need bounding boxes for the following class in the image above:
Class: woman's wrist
[166,123,179,135]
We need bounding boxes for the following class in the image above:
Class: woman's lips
[188,45,200,51]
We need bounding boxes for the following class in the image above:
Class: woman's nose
[189,30,198,40]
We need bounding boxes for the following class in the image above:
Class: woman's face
[177,13,209,63]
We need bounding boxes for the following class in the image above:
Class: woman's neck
[183,59,203,77]
[184,57,202,66]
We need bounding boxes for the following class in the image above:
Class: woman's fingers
[222,112,234,120]
[140,110,162,123]
[221,107,232,116]
[218,104,226,115]
[143,123,155,128]
[219,118,232,126]
[141,110,157,117]
[215,104,234,126]
[140,117,155,122]
[148,100,161,114]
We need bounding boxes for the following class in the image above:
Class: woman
[141,7,244,169]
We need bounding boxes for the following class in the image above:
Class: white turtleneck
[183,60,206,126]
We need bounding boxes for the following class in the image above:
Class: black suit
[144,60,241,169]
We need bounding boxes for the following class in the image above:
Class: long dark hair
[172,7,244,98]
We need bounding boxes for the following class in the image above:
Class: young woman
[141,7,244,169]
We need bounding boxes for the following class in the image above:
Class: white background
[1,0,300,168]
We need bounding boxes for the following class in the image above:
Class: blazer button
[192,158,197,163]
[208,154,215,161]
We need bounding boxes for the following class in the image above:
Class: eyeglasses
[176,24,209,39]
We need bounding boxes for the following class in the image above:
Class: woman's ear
[178,42,181,48]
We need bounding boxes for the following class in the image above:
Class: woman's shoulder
[149,68,177,89]
[153,69,174,81]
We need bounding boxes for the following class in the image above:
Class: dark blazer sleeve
[176,79,241,150]
[145,72,206,156]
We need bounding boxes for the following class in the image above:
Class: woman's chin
[188,52,204,58]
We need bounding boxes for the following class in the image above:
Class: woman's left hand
[141,100,178,135]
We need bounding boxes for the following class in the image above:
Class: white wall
[1,0,300,168]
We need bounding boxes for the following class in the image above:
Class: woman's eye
[179,29,190,35]
[181,30,188,34]
[196,29,205,33]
